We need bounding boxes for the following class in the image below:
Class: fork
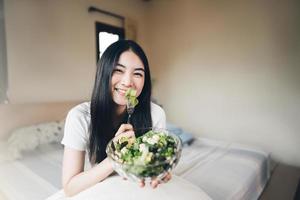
[127,102,135,124]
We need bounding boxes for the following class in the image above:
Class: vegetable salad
[110,130,180,178]
[125,88,139,107]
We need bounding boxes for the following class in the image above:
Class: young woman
[61,40,170,196]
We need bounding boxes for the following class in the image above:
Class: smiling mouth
[114,88,127,95]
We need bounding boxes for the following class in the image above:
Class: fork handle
[127,114,132,124]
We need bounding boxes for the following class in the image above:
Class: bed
[0,136,270,200]
[0,103,271,200]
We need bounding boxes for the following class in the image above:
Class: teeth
[115,88,126,93]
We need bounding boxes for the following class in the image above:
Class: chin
[113,99,126,106]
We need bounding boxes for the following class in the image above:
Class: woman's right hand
[113,124,135,142]
[113,124,140,184]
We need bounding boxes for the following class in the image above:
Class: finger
[116,124,133,135]
[139,180,145,187]
[122,130,135,138]
[114,130,135,142]
[115,124,133,136]
[113,130,135,142]
[151,179,160,188]
[163,173,172,182]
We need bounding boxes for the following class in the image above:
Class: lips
[114,88,127,96]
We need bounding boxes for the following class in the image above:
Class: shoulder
[66,102,91,128]
[151,102,166,129]
[62,102,90,151]
[151,102,165,117]
[68,102,90,117]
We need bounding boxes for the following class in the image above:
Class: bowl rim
[105,127,182,167]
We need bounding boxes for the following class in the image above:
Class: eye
[113,68,124,74]
[134,72,144,78]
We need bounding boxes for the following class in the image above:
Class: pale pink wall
[145,0,300,166]
[0,101,79,139]
[4,0,148,103]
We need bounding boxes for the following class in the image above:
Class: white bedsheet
[174,138,270,200]
[0,138,270,200]
[47,175,212,200]
[0,143,63,200]
[0,160,57,200]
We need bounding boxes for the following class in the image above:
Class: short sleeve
[61,105,90,151]
[151,102,166,129]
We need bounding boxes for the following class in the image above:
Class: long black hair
[89,40,152,163]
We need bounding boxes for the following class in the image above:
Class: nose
[121,72,133,87]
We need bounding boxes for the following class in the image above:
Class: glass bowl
[106,127,182,182]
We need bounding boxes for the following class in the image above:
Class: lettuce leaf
[125,88,139,107]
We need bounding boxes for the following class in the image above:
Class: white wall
[4,0,148,103]
[146,0,300,167]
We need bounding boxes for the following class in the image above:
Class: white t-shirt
[61,102,166,151]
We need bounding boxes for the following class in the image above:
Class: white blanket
[174,138,270,200]
[46,175,212,200]
[0,160,57,200]
[0,138,270,200]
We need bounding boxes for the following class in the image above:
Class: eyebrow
[116,63,145,72]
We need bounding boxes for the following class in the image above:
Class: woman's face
[111,50,145,109]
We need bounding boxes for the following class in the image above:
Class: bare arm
[62,124,134,196]
[62,147,114,197]
[62,124,163,196]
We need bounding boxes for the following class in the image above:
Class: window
[95,22,124,62]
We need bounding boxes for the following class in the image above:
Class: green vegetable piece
[111,130,179,178]
[125,88,139,107]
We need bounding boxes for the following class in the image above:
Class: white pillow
[1,121,65,161]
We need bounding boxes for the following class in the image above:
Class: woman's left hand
[139,172,172,188]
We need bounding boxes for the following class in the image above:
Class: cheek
[136,79,145,96]
[111,75,118,88]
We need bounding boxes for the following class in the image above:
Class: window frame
[95,21,125,63]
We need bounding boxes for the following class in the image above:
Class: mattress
[0,143,63,200]
[174,138,270,200]
[0,138,270,200]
